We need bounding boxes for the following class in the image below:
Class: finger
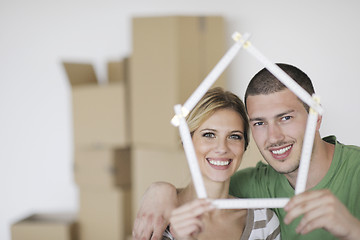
[284,198,323,224]
[141,216,156,240]
[171,218,204,239]
[295,203,332,234]
[285,189,329,210]
[284,190,331,224]
[295,193,343,235]
[172,199,209,214]
[150,215,168,240]
[172,215,204,230]
[172,199,214,219]
[133,213,152,240]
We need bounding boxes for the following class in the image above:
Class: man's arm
[132,182,178,240]
[284,189,360,240]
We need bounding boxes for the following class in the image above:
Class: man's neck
[286,135,335,190]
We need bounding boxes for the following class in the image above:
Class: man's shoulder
[324,135,360,152]
[231,161,278,183]
[237,161,273,175]
[326,135,360,161]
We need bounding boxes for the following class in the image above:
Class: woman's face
[192,108,245,182]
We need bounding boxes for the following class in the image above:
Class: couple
[133,63,360,239]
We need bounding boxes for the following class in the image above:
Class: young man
[132,64,360,240]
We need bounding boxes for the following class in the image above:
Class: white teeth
[209,160,230,166]
[272,146,291,155]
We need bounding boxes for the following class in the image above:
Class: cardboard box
[63,63,97,86]
[11,213,78,240]
[130,16,227,149]
[63,61,130,148]
[78,187,131,240]
[74,147,131,189]
[107,59,129,83]
[131,146,190,222]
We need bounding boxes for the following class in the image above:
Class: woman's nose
[215,138,228,154]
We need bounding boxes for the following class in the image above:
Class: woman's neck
[178,179,230,205]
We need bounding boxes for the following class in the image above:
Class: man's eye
[203,132,215,138]
[253,122,264,126]
[281,116,292,121]
[229,134,242,140]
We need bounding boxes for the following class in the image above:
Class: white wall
[1,0,359,239]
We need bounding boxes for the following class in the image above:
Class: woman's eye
[229,134,242,140]
[203,132,215,138]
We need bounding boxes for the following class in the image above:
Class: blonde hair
[186,87,249,150]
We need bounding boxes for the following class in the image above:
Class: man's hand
[132,182,178,240]
[284,189,360,240]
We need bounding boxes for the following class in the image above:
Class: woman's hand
[170,199,215,240]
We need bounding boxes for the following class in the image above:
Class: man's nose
[267,123,284,144]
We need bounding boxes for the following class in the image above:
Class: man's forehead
[246,90,303,117]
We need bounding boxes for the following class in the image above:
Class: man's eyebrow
[249,117,264,122]
[275,110,295,118]
[249,110,295,122]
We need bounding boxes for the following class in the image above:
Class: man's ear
[316,114,323,131]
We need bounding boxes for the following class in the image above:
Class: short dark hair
[245,63,315,111]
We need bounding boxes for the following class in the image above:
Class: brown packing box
[74,147,131,189]
[131,146,190,222]
[63,61,130,148]
[11,213,78,240]
[78,187,131,240]
[131,16,227,150]
[107,59,129,83]
[62,63,97,86]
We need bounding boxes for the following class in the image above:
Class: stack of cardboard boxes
[64,60,132,240]
[11,15,265,240]
[129,16,228,222]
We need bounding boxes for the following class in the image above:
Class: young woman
[162,87,280,240]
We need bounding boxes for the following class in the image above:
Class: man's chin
[269,162,299,175]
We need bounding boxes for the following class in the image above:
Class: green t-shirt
[230,136,360,239]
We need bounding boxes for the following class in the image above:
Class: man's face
[246,89,309,175]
